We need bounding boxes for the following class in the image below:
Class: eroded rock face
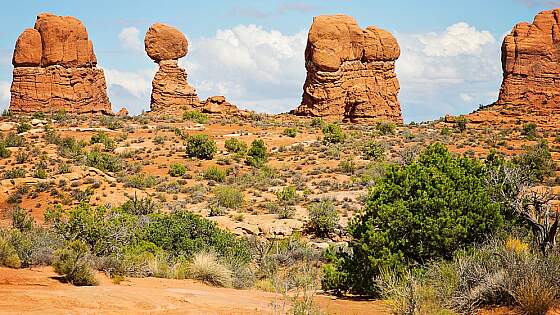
[292,15,402,122]
[145,23,199,114]
[497,9,560,108]
[9,13,111,114]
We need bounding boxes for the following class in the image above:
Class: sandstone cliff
[292,15,402,123]
[9,13,111,114]
[497,9,560,108]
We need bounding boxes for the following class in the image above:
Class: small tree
[246,139,267,167]
[322,124,345,144]
[224,138,247,154]
[455,116,468,132]
[307,200,339,237]
[513,140,555,182]
[362,141,385,161]
[185,134,217,160]
[52,240,98,286]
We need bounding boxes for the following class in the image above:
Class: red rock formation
[497,9,560,108]
[9,13,111,114]
[145,23,199,114]
[201,96,242,116]
[292,15,402,123]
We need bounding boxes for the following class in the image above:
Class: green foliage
[376,122,396,135]
[310,117,325,128]
[455,116,468,132]
[276,186,298,204]
[245,139,267,167]
[339,159,356,174]
[90,131,115,151]
[325,143,505,296]
[16,122,32,134]
[34,168,48,179]
[0,237,21,268]
[204,166,226,182]
[4,167,25,179]
[52,240,98,286]
[283,128,298,138]
[123,173,157,189]
[224,138,247,154]
[183,110,208,124]
[213,185,244,209]
[185,134,217,160]
[0,142,10,159]
[86,151,123,172]
[142,210,251,265]
[513,140,555,182]
[306,200,339,237]
[322,123,345,144]
[362,141,385,161]
[1,132,24,147]
[11,207,34,232]
[121,195,158,215]
[521,122,538,139]
[169,163,187,177]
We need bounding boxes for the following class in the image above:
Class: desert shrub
[322,123,345,144]
[183,110,208,124]
[121,195,158,215]
[224,138,247,154]
[53,135,86,159]
[283,128,298,138]
[0,143,10,158]
[212,185,244,209]
[0,236,21,268]
[90,131,115,151]
[141,210,251,265]
[513,140,555,182]
[245,139,267,167]
[362,141,385,161]
[11,207,34,232]
[310,117,325,128]
[185,134,217,160]
[16,122,32,134]
[522,122,538,138]
[34,167,48,179]
[4,167,25,179]
[323,143,505,296]
[2,132,24,147]
[168,163,187,177]
[338,159,356,174]
[86,151,123,172]
[455,116,468,132]
[204,166,226,182]
[306,200,339,237]
[52,240,98,286]
[376,122,396,135]
[100,116,123,130]
[276,186,298,205]
[123,173,157,189]
[188,252,233,287]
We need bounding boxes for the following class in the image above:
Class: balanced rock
[292,15,402,123]
[497,9,560,108]
[9,13,111,114]
[145,23,199,114]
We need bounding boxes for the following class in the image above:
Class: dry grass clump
[188,252,233,287]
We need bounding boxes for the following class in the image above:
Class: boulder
[201,96,240,115]
[497,9,560,108]
[145,23,188,62]
[292,15,402,123]
[9,13,111,114]
[116,107,129,117]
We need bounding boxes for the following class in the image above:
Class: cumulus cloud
[183,24,307,113]
[396,22,502,121]
[118,27,144,52]
[103,68,155,114]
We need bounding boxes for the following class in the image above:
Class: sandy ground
[0,267,388,315]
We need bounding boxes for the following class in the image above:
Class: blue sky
[0,0,556,121]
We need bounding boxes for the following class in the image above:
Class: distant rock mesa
[496,9,560,108]
[292,15,402,123]
[145,23,199,114]
[9,13,112,114]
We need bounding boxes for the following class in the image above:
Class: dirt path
[0,267,388,315]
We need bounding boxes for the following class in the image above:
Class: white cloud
[396,22,502,121]
[183,24,307,113]
[0,81,10,111]
[419,23,495,57]
[118,27,144,52]
[103,68,155,114]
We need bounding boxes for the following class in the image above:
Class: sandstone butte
[145,23,200,114]
[291,15,402,123]
[9,13,112,114]
[496,9,560,109]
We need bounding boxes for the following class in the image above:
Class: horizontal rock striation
[292,15,402,123]
[9,13,111,114]
[497,9,560,108]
